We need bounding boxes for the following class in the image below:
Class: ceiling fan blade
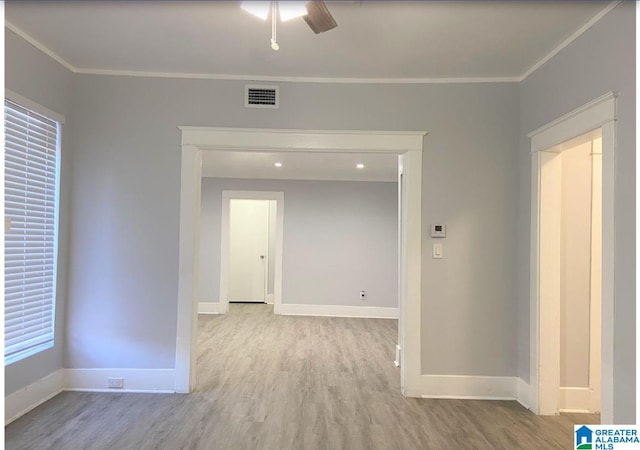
[304,1,337,34]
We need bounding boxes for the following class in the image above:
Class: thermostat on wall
[430,224,446,238]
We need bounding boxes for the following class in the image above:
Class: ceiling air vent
[245,85,279,109]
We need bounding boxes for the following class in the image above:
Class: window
[4,98,60,365]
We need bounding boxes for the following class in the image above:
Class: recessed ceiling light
[356,163,365,169]
[274,162,283,168]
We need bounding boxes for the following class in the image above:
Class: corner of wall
[516,377,533,411]
[5,370,64,425]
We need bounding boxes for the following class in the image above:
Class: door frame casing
[527,92,616,421]
[175,127,426,394]
[220,191,284,313]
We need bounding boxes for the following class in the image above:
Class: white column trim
[400,149,423,396]
[174,145,202,394]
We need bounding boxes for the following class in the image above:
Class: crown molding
[73,68,520,84]
[5,21,75,72]
[519,1,621,82]
[6,1,621,85]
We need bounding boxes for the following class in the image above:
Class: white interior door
[229,199,269,302]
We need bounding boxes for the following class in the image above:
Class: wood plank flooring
[6,303,598,449]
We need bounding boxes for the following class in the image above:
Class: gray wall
[63,74,519,374]
[200,178,398,308]
[5,30,73,395]
[517,2,635,423]
[419,87,520,376]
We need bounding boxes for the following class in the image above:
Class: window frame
[4,90,64,366]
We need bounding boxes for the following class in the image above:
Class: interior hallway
[6,304,598,449]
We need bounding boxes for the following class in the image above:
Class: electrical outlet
[107,377,124,389]
[359,290,366,300]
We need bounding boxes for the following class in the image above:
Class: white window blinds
[4,98,59,365]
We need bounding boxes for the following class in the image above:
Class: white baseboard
[6,368,177,424]
[63,369,176,393]
[266,294,274,304]
[406,375,517,400]
[198,302,222,314]
[517,377,532,410]
[559,386,591,413]
[278,304,399,319]
[5,369,64,425]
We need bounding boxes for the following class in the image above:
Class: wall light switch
[432,243,443,259]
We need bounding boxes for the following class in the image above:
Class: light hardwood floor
[6,303,598,449]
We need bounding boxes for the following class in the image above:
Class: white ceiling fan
[241,1,337,50]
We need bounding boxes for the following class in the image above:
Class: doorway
[175,127,425,396]
[538,130,602,414]
[528,92,616,421]
[228,199,271,303]
[219,191,284,313]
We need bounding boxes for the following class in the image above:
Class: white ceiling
[6,1,609,80]
[201,151,398,182]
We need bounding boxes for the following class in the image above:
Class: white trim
[399,150,423,397]
[277,304,399,319]
[517,378,532,410]
[520,1,622,81]
[559,387,592,413]
[528,94,616,421]
[219,191,284,315]
[396,163,404,372]
[5,367,179,425]
[174,145,202,394]
[177,127,423,396]
[198,302,223,314]
[180,126,427,137]
[180,127,426,153]
[266,294,275,304]
[599,120,616,424]
[63,369,176,393]
[589,147,603,415]
[409,375,517,400]
[5,22,75,72]
[5,370,63,425]
[527,92,617,146]
[72,69,521,84]
[5,89,66,124]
